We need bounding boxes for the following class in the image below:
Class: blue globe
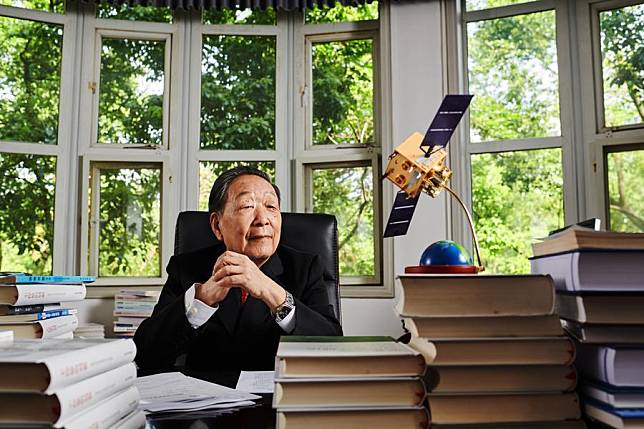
[420,240,473,266]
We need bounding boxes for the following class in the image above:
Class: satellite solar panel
[420,94,473,150]
[383,191,420,238]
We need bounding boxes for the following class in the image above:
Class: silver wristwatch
[274,291,295,322]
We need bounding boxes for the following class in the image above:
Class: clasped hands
[195,251,287,312]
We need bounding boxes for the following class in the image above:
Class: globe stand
[404,185,484,274]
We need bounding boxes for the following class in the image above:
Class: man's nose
[253,205,270,225]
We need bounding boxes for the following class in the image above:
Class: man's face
[210,174,282,265]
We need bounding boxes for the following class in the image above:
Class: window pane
[0,17,62,145]
[312,165,375,277]
[93,166,161,277]
[312,39,374,146]
[203,8,276,25]
[305,2,378,24]
[467,10,560,142]
[201,35,276,150]
[199,161,276,211]
[599,4,644,128]
[465,0,534,11]
[0,153,56,275]
[97,3,172,22]
[606,148,644,232]
[98,38,165,146]
[472,149,563,274]
[0,0,63,13]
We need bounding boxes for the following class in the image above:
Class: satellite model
[382,94,483,272]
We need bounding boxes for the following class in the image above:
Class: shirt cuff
[276,306,296,333]
[184,283,218,329]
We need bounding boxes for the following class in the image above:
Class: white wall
[77,1,450,339]
[340,0,450,337]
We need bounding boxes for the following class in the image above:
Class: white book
[576,344,644,386]
[0,284,86,306]
[112,410,146,429]
[0,338,136,393]
[0,330,12,344]
[2,315,79,339]
[62,385,140,429]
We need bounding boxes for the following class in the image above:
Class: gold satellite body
[384,132,452,199]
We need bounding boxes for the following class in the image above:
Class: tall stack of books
[0,274,93,339]
[272,336,432,429]
[113,289,160,338]
[0,338,144,428]
[531,227,644,429]
[397,274,586,428]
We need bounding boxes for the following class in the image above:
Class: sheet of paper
[236,371,275,393]
[136,372,260,414]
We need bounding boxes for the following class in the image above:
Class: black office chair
[174,211,342,324]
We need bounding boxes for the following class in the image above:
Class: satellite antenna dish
[382,94,483,272]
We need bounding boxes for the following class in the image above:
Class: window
[604,145,644,232]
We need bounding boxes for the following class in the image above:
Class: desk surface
[144,369,275,429]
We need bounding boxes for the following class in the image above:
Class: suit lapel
[215,287,241,336]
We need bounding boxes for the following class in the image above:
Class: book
[58,385,140,429]
[426,365,577,394]
[0,315,78,339]
[557,294,644,324]
[582,381,644,408]
[0,304,62,316]
[530,250,644,292]
[531,227,644,257]
[0,362,136,425]
[112,410,146,429]
[563,320,644,344]
[404,315,564,338]
[0,338,136,392]
[0,330,12,344]
[0,308,77,323]
[276,408,429,429]
[427,393,581,424]
[575,344,644,387]
[584,400,644,429]
[273,377,426,408]
[410,336,575,366]
[275,336,432,378]
[429,422,588,429]
[0,275,95,284]
[0,284,86,306]
[396,274,555,317]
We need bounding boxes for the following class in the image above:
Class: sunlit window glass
[465,0,534,11]
[0,153,56,275]
[467,10,560,142]
[312,39,374,146]
[96,3,172,22]
[0,17,62,145]
[0,0,63,13]
[472,149,563,273]
[606,148,644,232]
[305,2,378,24]
[203,7,276,25]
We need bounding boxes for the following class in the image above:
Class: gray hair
[208,166,281,215]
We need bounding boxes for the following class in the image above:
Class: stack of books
[0,274,93,339]
[113,289,160,338]
[0,338,144,428]
[75,322,106,339]
[531,227,644,429]
[397,274,586,428]
[272,336,432,429]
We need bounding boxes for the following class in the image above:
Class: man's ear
[210,212,223,241]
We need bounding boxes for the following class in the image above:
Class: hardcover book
[556,293,644,324]
[531,227,644,257]
[0,284,86,306]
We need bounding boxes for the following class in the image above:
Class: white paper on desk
[136,372,260,413]
[236,371,275,393]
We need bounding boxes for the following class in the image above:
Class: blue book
[0,275,95,284]
[582,381,644,408]
[584,397,644,419]
[0,308,77,323]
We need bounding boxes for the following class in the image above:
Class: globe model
[419,240,473,266]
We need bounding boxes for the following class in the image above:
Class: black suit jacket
[134,243,343,373]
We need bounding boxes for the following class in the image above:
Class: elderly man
[134,166,342,375]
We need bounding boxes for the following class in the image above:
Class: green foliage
[472,150,563,274]
[199,161,276,211]
[467,10,560,142]
[200,35,276,150]
[97,167,161,276]
[203,7,276,25]
[312,39,373,145]
[98,38,165,145]
[600,5,644,127]
[313,166,374,276]
[305,1,377,24]
[465,0,532,11]
[0,0,63,13]
[607,148,644,232]
[97,3,172,22]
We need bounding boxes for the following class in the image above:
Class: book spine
[62,385,140,429]
[5,275,95,284]
[13,284,86,306]
[55,362,137,425]
[35,308,77,320]
[0,304,46,315]
[44,339,137,392]
[38,315,79,339]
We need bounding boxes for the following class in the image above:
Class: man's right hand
[194,272,231,307]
